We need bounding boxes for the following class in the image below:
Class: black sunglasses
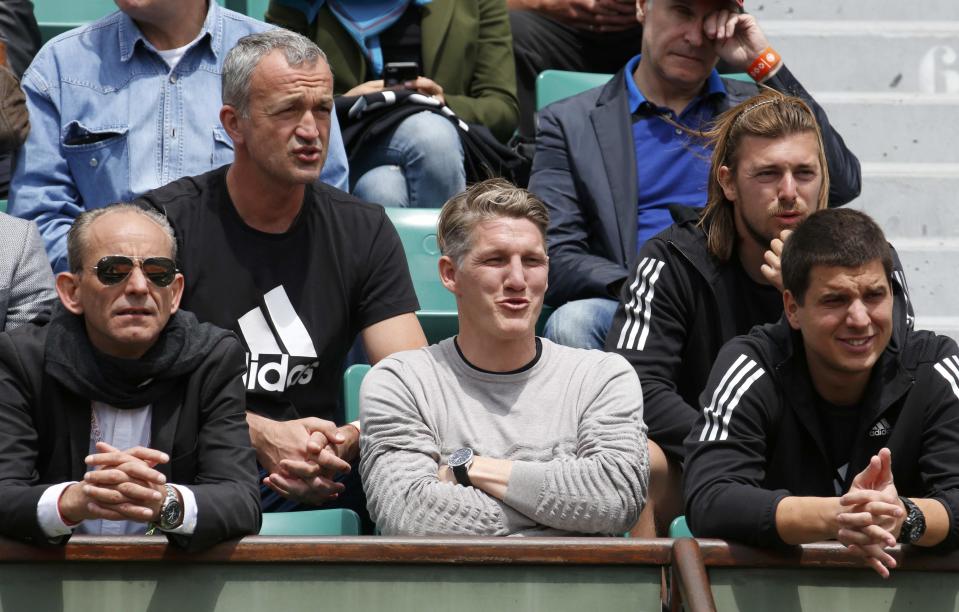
[91,256,179,287]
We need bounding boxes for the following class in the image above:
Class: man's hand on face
[534,0,638,32]
[60,443,169,524]
[837,449,906,578]
[703,11,772,72]
[247,413,355,505]
[761,229,792,292]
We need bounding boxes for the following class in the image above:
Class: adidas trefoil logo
[238,286,319,393]
[869,418,891,438]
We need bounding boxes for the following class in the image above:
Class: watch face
[448,447,474,468]
[161,498,183,528]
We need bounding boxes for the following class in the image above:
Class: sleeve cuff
[163,485,198,535]
[37,482,80,539]
[503,460,549,517]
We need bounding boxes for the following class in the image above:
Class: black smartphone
[384,61,420,87]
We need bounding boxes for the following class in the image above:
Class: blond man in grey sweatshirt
[360,179,649,536]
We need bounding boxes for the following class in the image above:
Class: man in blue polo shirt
[529,0,861,349]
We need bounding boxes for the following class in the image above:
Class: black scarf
[44,305,233,409]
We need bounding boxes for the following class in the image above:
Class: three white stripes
[934,355,959,401]
[616,257,665,351]
[699,353,766,442]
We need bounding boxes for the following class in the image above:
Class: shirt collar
[118,0,219,63]
[624,53,727,115]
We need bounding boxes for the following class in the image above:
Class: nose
[124,265,150,295]
[504,257,527,291]
[684,19,705,47]
[778,172,798,205]
[295,110,320,142]
[846,299,870,329]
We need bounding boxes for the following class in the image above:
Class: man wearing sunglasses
[139,30,426,526]
[0,204,261,549]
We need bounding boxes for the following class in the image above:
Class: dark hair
[438,178,549,265]
[699,89,829,262]
[781,208,893,304]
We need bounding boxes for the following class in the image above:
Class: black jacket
[0,321,262,550]
[606,208,914,460]
[530,65,862,306]
[683,319,959,551]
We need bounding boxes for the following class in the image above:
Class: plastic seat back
[259,508,362,535]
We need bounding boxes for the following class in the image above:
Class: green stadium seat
[535,69,753,112]
[668,515,693,538]
[0,200,6,214]
[536,70,612,111]
[384,208,459,344]
[259,508,361,535]
[342,363,370,424]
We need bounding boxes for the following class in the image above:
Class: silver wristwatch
[155,484,184,532]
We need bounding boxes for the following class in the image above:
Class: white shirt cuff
[163,485,198,535]
[37,482,80,539]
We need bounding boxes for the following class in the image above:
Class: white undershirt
[37,401,198,538]
[154,29,204,71]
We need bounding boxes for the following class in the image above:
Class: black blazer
[0,322,261,550]
[529,65,862,306]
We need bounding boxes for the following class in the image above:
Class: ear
[168,274,185,314]
[783,289,802,330]
[220,105,244,146]
[56,272,84,316]
[717,165,737,202]
[636,0,648,24]
[438,255,458,295]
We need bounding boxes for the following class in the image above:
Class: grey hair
[222,29,328,117]
[437,178,549,266]
[67,204,177,274]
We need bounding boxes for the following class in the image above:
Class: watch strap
[897,496,926,544]
[452,462,473,487]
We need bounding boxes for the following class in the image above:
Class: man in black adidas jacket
[607,92,914,464]
[684,208,959,577]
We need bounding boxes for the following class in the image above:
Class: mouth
[293,147,322,163]
[775,211,806,226]
[498,298,530,312]
[115,307,154,318]
[838,335,875,352]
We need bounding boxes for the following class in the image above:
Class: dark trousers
[510,10,643,137]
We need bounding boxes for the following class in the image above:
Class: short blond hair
[699,90,830,262]
[437,179,549,265]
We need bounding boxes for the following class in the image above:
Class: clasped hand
[250,414,359,506]
[836,448,906,578]
[60,442,169,524]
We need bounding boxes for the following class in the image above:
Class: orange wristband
[747,47,782,82]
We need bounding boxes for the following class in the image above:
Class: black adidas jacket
[683,318,959,551]
[605,207,914,460]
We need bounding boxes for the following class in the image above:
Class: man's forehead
[252,52,331,91]
[738,132,821,165]
[809,261,889,291]
[86,212,172,253]
[469,217,546,250]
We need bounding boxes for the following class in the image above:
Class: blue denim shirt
[10,2,349,272]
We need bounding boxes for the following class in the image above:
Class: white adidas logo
[238,286,319,393]
[869,418,891,438]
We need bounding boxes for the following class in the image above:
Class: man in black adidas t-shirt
[139,30,426,515]
[684,209,959,577]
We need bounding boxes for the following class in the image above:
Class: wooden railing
[1,536,958,612]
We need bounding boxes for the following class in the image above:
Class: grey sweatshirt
[359,338,649,536]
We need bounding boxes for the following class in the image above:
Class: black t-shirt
[814,394,862,495]
[729,259,785,335]
[138,166,420,423]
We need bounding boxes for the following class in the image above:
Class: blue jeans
[543,297,619,350]
[351,111,466,208]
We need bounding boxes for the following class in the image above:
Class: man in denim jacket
[9,0,349,273]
